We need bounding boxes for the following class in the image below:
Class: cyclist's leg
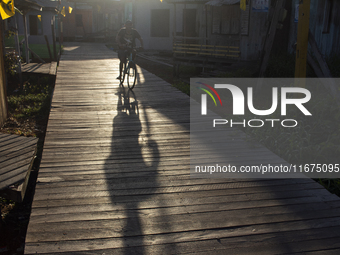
[132,49,137,60]
[117,50,127,79]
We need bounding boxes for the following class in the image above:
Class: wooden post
[58,14,62,60]
[0,207,6,249]
[205,5,208,45]
[173,3,176,41]
[28,48,45,63]
[74,2,77,41]
[0,18,7,127]
[60,21,63,46]
[23,12,30,63]
[14,15,23,90]
[294,0,310,83]
[44,35,52,61]
[258,0,285,78]
[51,17,57,61]
[173,3,177,78]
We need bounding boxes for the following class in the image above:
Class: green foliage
[180,66,199,75]
[264,53,316,78]
[327,54,340,77]
[172,81,190,95]
[217,68,253,78]
[4,51,22,92]
[318,179,340,196]
[4,35,25,48]
[7,77,53,120]
[4,51,21,77]
[8,93,48,118]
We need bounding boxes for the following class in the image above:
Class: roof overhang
[205,0,240,6]
[165,0,208,4]
[15,0,43,12]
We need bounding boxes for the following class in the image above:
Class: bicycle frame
[120,47,137,89]
[124,51,134,73]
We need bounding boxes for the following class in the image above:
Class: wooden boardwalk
[25,43,340,254]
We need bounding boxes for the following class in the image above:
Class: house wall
[92,1,124,44]
[288,0,340,57]
[173,3,204,38]
[134,0,175,50]
[63,4,93,39]
[15,11,56,45]
[240,9,268,61]
[206,4,268,61]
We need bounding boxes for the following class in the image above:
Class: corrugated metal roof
[205,0,240,6]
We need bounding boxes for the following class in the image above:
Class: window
[183,9,197,37]
[212,5,240,35]
[76,14,83,27]
[151,9,170,37]
[29,15,43,35]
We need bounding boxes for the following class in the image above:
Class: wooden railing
[173,36,241,60]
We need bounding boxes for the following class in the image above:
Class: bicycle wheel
[120,62,126,84]
[127,62,137,89]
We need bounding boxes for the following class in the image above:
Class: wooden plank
[25,205,340,242]
[21,62,58,76]
[29,194,338,219]
[24,219,340,254]
[0,133,37,201]
[49,62,58,76]
[174,43,240,49]
[30,187,327,209]
[32,178,317,195]
[31,182,324,201]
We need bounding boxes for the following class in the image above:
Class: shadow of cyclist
[107,85,162,254]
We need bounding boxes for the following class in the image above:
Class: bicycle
[119,46,140,90]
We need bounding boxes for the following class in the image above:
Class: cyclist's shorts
[118,49,136,62]
[118,49,127,62]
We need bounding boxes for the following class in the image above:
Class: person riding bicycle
[116,20,144,80]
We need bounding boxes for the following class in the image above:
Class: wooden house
[165,0,270,73]
[132,0,176,50]
[64,0,124,42]
[288,0,340,57]
[13,0,57,45]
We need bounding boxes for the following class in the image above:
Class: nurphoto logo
[198,83,312,128]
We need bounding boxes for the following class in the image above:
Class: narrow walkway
[25,43,340,254]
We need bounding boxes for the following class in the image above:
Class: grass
[8,93,50,120]
[23,44,61,61]
[5,35,61,61]
[2,75,54,138]
[4,35,25,48]
[172,81,190,95]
